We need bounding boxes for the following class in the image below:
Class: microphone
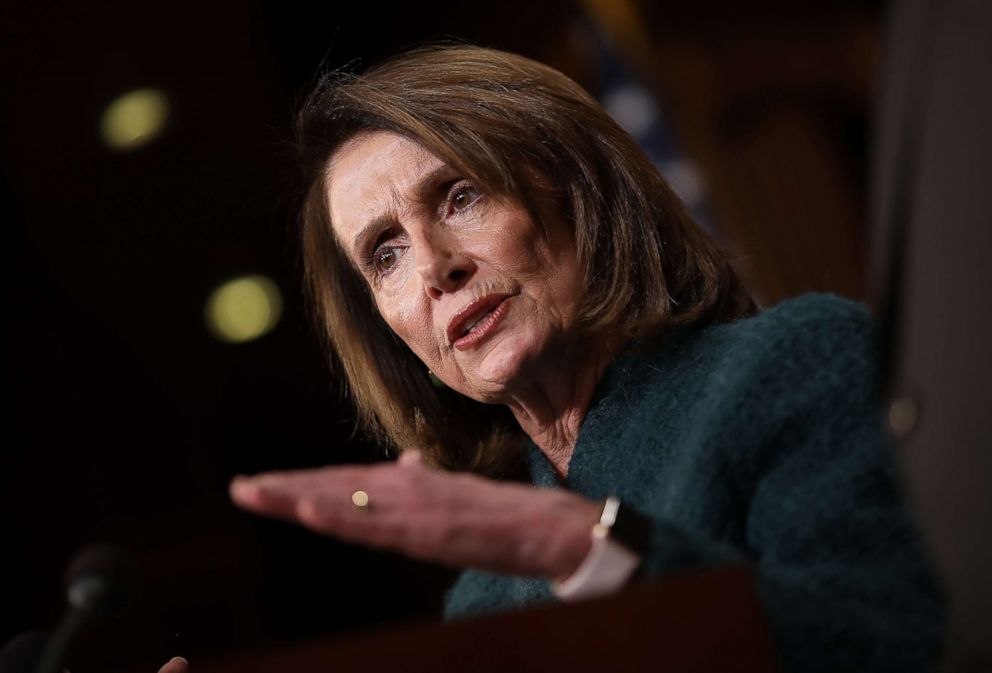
[63,544,137,620]
[35,544,139,673]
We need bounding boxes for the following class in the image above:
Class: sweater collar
[526,328,692,492]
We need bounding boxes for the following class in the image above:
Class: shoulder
[692,293,879,398]
[585,294,881,462]
[707,292,874,358]
[622,293,881,443]
[739,292,874,350]
[611,294,878,408]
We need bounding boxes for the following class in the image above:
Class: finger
[230,466,381,524]
[233,466,375,496]
[158,656,189,673]
[229,476,307,521]
[229,464,424,547]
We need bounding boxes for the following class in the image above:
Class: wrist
[552,496,647,601]
[549,497,602,582]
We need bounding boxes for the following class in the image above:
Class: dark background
[1,2,882,671]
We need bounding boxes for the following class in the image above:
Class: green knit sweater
[443,294,943,673]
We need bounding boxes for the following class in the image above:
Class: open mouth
[448,295,513,351]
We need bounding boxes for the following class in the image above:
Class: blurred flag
[584,24,715,235]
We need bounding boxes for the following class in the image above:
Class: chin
[473,331,548,391]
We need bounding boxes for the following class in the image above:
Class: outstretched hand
[229,452,600,581]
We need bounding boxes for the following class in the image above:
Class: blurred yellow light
[100,88,169,152]
[205,275,283,344]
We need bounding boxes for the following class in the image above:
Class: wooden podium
[197,566,779,672]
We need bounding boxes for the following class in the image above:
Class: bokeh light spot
[205,275,283,344]
[100,88,170,152]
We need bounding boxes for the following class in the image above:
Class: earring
[428,369,446,388]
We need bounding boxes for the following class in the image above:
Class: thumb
[158,656,189,673]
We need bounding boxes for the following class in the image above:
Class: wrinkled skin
[231,131,608,582]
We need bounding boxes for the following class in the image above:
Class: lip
[447,294,513,351]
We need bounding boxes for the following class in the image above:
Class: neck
[505,335,617,480]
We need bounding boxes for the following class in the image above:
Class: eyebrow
[350,213,396,263]
[348,163,458,256]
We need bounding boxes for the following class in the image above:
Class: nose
[415,233,476,300]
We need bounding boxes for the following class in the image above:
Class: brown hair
[297,45,754,476]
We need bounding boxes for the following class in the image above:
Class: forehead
[325,131,442,240]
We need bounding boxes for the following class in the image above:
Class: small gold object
[351,490,369,511]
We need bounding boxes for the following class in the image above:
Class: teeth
[462,310,490,336]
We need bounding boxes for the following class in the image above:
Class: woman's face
[326,131,584,403]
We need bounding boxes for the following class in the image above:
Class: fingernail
[171,656,189,665]
[229,479,254,502]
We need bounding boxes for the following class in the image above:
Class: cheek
[490,225,576,294]
[376,291,441,365]
[475,217,548,275]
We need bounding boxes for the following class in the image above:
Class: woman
[230,46,942,672]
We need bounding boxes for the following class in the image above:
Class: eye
[371,244,405,276]
[447,182,482,216]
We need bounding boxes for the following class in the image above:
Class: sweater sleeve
[635,298,944,673]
